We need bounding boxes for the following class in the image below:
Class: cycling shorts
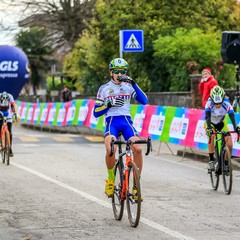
[104,115,139,140]
[0,110,12,123]
[204,119,229,132]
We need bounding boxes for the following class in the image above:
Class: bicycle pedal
[105,192,114,198]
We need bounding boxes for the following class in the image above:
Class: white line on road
[12,162,196,240]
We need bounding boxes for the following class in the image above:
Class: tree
[18,0,235,94]
[154,28,219,91]
[63,0,240,93]
[16,27,54,94]
[15,0,96,61]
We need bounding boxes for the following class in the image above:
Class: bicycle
[208,130,238,195]
[109,134,152,227]
[0,116,12,165]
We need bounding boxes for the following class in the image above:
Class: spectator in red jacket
[198,68,218,107]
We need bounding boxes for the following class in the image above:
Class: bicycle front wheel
[126,162,141,228]
[1,138,5,164]
[210,148,219,191]
[112,161,124,221]
[222,146,232,195]
[5,131,10,165]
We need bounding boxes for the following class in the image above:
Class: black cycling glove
[206,128,213,138]
[235,126,240,134]
[117,76,136,86]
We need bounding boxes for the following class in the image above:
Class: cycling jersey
[205,97,233,124]
[0,93,16,123]
[205,97,237,132]
[93,79,148,139]
[94,79,148,118]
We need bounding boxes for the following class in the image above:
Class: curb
[20,123,104,137]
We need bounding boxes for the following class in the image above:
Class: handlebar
[208,130,239,144]
[109,137,152,157]
[0,116,19,126]
[1,116,13,121]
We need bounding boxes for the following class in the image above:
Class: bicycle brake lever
[145,137,152,155]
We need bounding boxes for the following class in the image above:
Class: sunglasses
[112,69,126,74]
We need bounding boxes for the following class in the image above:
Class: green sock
[133,179,137,190]
[133,176,140,190]
[108,168,115,181]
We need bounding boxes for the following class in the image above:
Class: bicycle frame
[119,141,134,200]
[1,119,10,147]
[213,130,235,165]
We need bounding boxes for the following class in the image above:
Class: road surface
[1,125,240,240]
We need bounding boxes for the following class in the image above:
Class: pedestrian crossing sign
[120,30,144,52]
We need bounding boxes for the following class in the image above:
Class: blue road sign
[120,30,144,52]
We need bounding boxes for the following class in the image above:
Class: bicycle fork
[121,155,132,199]
[1,128,10,149]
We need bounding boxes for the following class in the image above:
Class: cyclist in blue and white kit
[93,58,148,197]
[205,86,240,171]
[0,91,18,157]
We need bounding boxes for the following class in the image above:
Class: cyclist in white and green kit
[93,58,148,198]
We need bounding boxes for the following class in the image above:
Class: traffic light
[221,31,240,64]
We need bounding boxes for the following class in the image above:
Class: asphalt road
[1,125,240,240]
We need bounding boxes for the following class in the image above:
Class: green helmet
[210,86,225,104]
[109,58,128,70]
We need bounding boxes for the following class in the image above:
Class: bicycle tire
[126,162,141,228]
[112,161,124,220]
[1,138,4,164]
[5,131,10,165]
[222,146,232,195]
[210,148,219,190]
[5,130,10,165]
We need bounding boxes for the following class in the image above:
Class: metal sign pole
[236,65,240,112]
[119,30,123,58]
[232,65,240,112]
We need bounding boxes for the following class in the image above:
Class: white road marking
[12,162,196,240]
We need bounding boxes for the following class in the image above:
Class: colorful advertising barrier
[16,100,240,157]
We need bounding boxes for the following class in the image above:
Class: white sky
[0,1,28,45]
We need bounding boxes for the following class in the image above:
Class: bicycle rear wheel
[126,162,141,228]
[112,161,124,220]
[210,148,219,191]
[222,146,232,195]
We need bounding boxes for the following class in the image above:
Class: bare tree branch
[15,0,96,59]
